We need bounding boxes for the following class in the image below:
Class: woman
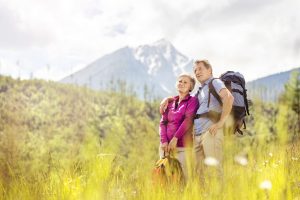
[159,73,199,179]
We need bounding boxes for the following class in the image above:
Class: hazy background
[0,0,299,81]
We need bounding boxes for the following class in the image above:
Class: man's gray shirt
[193,77,226,135]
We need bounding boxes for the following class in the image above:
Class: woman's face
[176,76,192,94]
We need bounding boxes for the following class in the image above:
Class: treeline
[0,75,160,186]
[247,70,300,143]
[247,68,300,103]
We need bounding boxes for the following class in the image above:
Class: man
[160,59,234,179]
[192,60,233,179]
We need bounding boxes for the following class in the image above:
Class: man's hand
[168,137,178,152]
[207,87,233,136]
[161,142,168,153]
[208,121,224,136]
[159,98,169,114]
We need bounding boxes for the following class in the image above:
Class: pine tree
[280,70,300,137]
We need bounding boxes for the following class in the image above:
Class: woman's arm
[159,103,169,145]
[173,97,199,140]
[168,97,199,151]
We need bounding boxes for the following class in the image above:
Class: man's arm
[208,88,234,135]
[159,97,174,114]
[218,88,234,125]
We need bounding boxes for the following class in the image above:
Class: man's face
[193,62,212,83]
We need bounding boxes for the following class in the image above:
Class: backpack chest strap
[194,110,221,123]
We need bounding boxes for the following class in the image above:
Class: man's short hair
[194,59,212,70]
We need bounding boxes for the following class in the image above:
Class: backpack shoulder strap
[207,78,223,108]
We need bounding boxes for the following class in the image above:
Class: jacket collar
[173,93,191,102]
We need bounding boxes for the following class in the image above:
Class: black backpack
[207,71,250,135]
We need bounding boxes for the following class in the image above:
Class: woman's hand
[168,137,178,152]
[161,142,168,153]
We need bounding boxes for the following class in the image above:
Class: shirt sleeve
[174,97,199,139]
[159,103,170,144]
[212,79,226,94]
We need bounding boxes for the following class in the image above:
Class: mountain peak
[132,38,190,77]
[62,39,193,98]
[152,38,173,48]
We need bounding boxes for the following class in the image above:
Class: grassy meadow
[0,75,299,200]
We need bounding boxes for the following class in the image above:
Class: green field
[0,75,299,200]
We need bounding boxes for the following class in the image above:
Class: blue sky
[0,0,299,81]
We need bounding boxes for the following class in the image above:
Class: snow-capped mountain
[61,39,194,98]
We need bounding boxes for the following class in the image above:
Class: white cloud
[0,0,299,81]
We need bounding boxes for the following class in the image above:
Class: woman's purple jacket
[159,94,199,147]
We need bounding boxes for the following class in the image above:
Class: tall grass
[1,134,299,200]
